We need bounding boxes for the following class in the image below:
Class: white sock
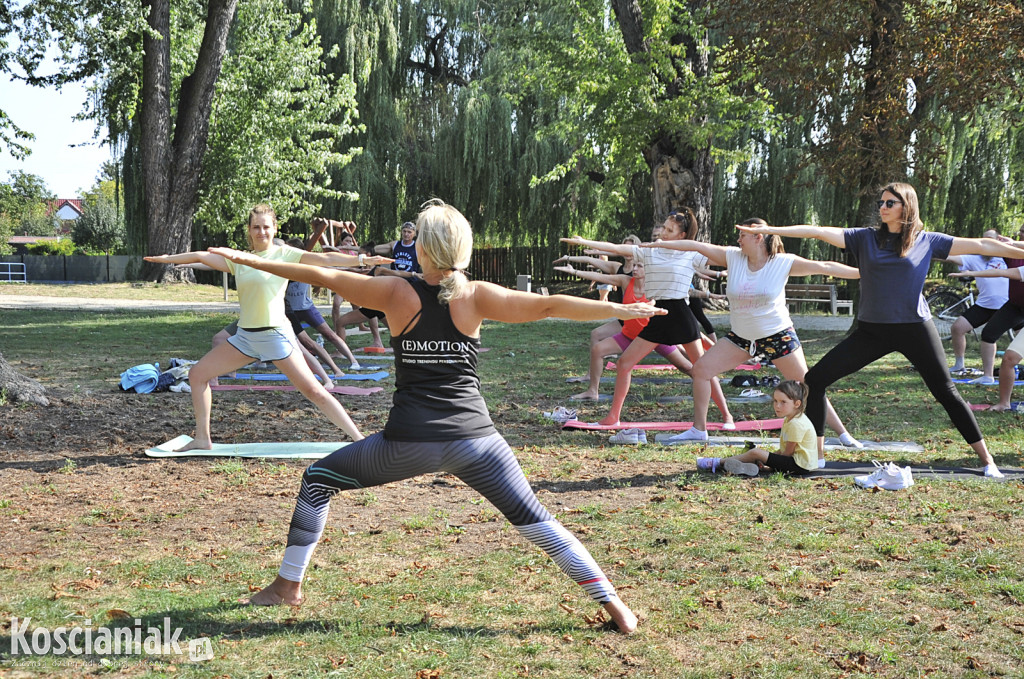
[984,464,1004,479]
[839,432,864,448]
[951,357,965,371]
[817,458,826,469]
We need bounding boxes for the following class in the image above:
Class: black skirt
[638,298,700,345]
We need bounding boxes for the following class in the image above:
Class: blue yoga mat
[227,370,389,382]
[952,378,1024,385]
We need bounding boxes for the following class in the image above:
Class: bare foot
[323,380,335,392]
[240,576,302,606]
[990,402,1011,412]
[570,391,601,401]
[602,599,638,634]
[598,415,621,426]
[174,437,212,452]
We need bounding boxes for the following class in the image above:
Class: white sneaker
[169,382,192,394]
[543,406,578,423]
[663,428,708,444]
[855,461,913,490]
[968,376,996,385]
[350,362,362,371]
[839,432,864,449]
[609,428,647,445]
[723,458,759,477]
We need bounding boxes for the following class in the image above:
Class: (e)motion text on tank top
[400,339,474,364]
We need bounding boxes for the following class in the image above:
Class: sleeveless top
[383,278,497,441]
[391,240,420,273]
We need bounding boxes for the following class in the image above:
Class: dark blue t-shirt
[845,227,953,323]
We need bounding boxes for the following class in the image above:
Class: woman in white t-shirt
[645,218,862,457]
[562,209,734,428]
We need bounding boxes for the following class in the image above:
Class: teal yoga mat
[145,435,349,459]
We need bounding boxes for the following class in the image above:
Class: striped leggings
[278,431,619,604]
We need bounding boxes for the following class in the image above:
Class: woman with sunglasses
[737,183,1024,478]
[562,208,735,428]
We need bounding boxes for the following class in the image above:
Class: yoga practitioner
[696,380,817,476]
[216,200,661,633]
[562,208,734,428]
[374,220,421,274]
[144,204,392,451]
[645,218,863,459]
[283,238,363,370]
[554,259,694,402]
[942,229,1009,381]
[737,183,1024,478]
[971,225,1024,385]
[949,264,1024,411]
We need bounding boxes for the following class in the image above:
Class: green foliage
[193,0,361,247]
[0,171,60,238]
[25,238,76,256]
[72,180,126,254]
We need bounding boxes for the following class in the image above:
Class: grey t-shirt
[845,227,953,323]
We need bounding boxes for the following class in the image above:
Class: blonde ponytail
[416,199,473,306]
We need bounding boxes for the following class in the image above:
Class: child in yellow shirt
[697,380,817,476]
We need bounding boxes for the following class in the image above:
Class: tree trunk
[0,352,48,406]
[141,0,238,282]
[614,0,714,239]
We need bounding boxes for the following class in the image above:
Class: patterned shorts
[725,326,801,360]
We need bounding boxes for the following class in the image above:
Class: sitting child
[697,380,817,476]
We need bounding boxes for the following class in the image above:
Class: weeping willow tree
[299,0,598,245]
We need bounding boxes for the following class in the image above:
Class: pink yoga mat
[562,418,784,432]
[212,384,383,395]
[605,362,762,371]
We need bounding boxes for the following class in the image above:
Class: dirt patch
[0,390,683,562]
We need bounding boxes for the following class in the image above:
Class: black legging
[979,301,1024,344]
[804,320,982,444]
[689,297,715,337]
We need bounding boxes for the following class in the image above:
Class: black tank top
[383,278,497,441]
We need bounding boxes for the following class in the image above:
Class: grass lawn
[0,292,1022,678]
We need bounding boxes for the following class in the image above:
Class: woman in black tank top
[212,200,665,634]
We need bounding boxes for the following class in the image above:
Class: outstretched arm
[641,239,728,267]
[561,236,635,257]
[209,247,403,310]
[554,265,628,287]
[948,237,1024,259]
[788,258,861,279]
[471,281,665,324]
[144,251,230,273]
[553,255,623,275]
[299,250,394,268]
[736,223,847,249]
[949,268,1023,281]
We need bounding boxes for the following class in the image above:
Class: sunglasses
[667,211,687,222]
[877,199,903,209]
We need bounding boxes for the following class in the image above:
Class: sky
[0,72,112,199]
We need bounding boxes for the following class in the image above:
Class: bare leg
[951,317,971,370]
[317,321,359,366]
[980,340,998,378]
[183,341,255,451]
[574,336,624,400]
[602,598,638,634]
[331,294,347,343]
[990,350,1020,411]
[681,339,733,425]
[296,341,335,392]
[274,351,363,440]
[599,338,656,425]
[208,329,232,387]
[242,575,302,606]
[298,331,343,377]
[689,340,748,430]
[369,317,384,348]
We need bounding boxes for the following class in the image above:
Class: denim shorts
[725,326,801,360]
[227,326,299,361]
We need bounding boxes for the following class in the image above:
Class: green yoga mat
[145,435,349,459]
